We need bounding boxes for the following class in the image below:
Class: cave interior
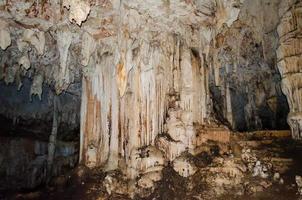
[1,0,302,199]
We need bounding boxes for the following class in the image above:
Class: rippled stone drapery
[79,35,207,177]
[277,0,302,139]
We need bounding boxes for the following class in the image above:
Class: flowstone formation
[277,0,302,139]
[79,1,244,195]
[0,0,300,198]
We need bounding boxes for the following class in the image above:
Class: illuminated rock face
[277,0,302,139]
[77,0,246,185]
[80,36,205,176]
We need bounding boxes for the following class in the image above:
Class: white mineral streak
[0,19,11,50]
[63,0,91,26]
[277,1,302,139]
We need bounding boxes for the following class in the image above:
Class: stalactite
[47,95,59,182]
[78,1,247,184]
[0,2,246,180]
[4,64,18,85]
[199,53,207,124]
[80,33,208,180]
[30,74,43,100]
[22,29,45,55]
[80,50,118,168]
[214,60,221,86]
[18,54,30,70]
[225,63,233,126]
[0,19,11,50]
[56,26,73,93]
[226,82,233,126]
[80,77,100,168]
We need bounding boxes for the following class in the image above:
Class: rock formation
[277,0,302,139]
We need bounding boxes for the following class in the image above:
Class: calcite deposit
[0,0,302,199]
[277,1,302,139]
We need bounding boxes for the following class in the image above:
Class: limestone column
[277,0,302,139]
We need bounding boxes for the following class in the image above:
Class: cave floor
[3,130,302,200]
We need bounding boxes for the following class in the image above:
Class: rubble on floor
[4,130,302,200]
[104,130,302,199]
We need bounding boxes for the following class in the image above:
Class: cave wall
[0,78,80,189]
[0,79,81,140]
[0,137,78,190]
[207,0,290,131]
